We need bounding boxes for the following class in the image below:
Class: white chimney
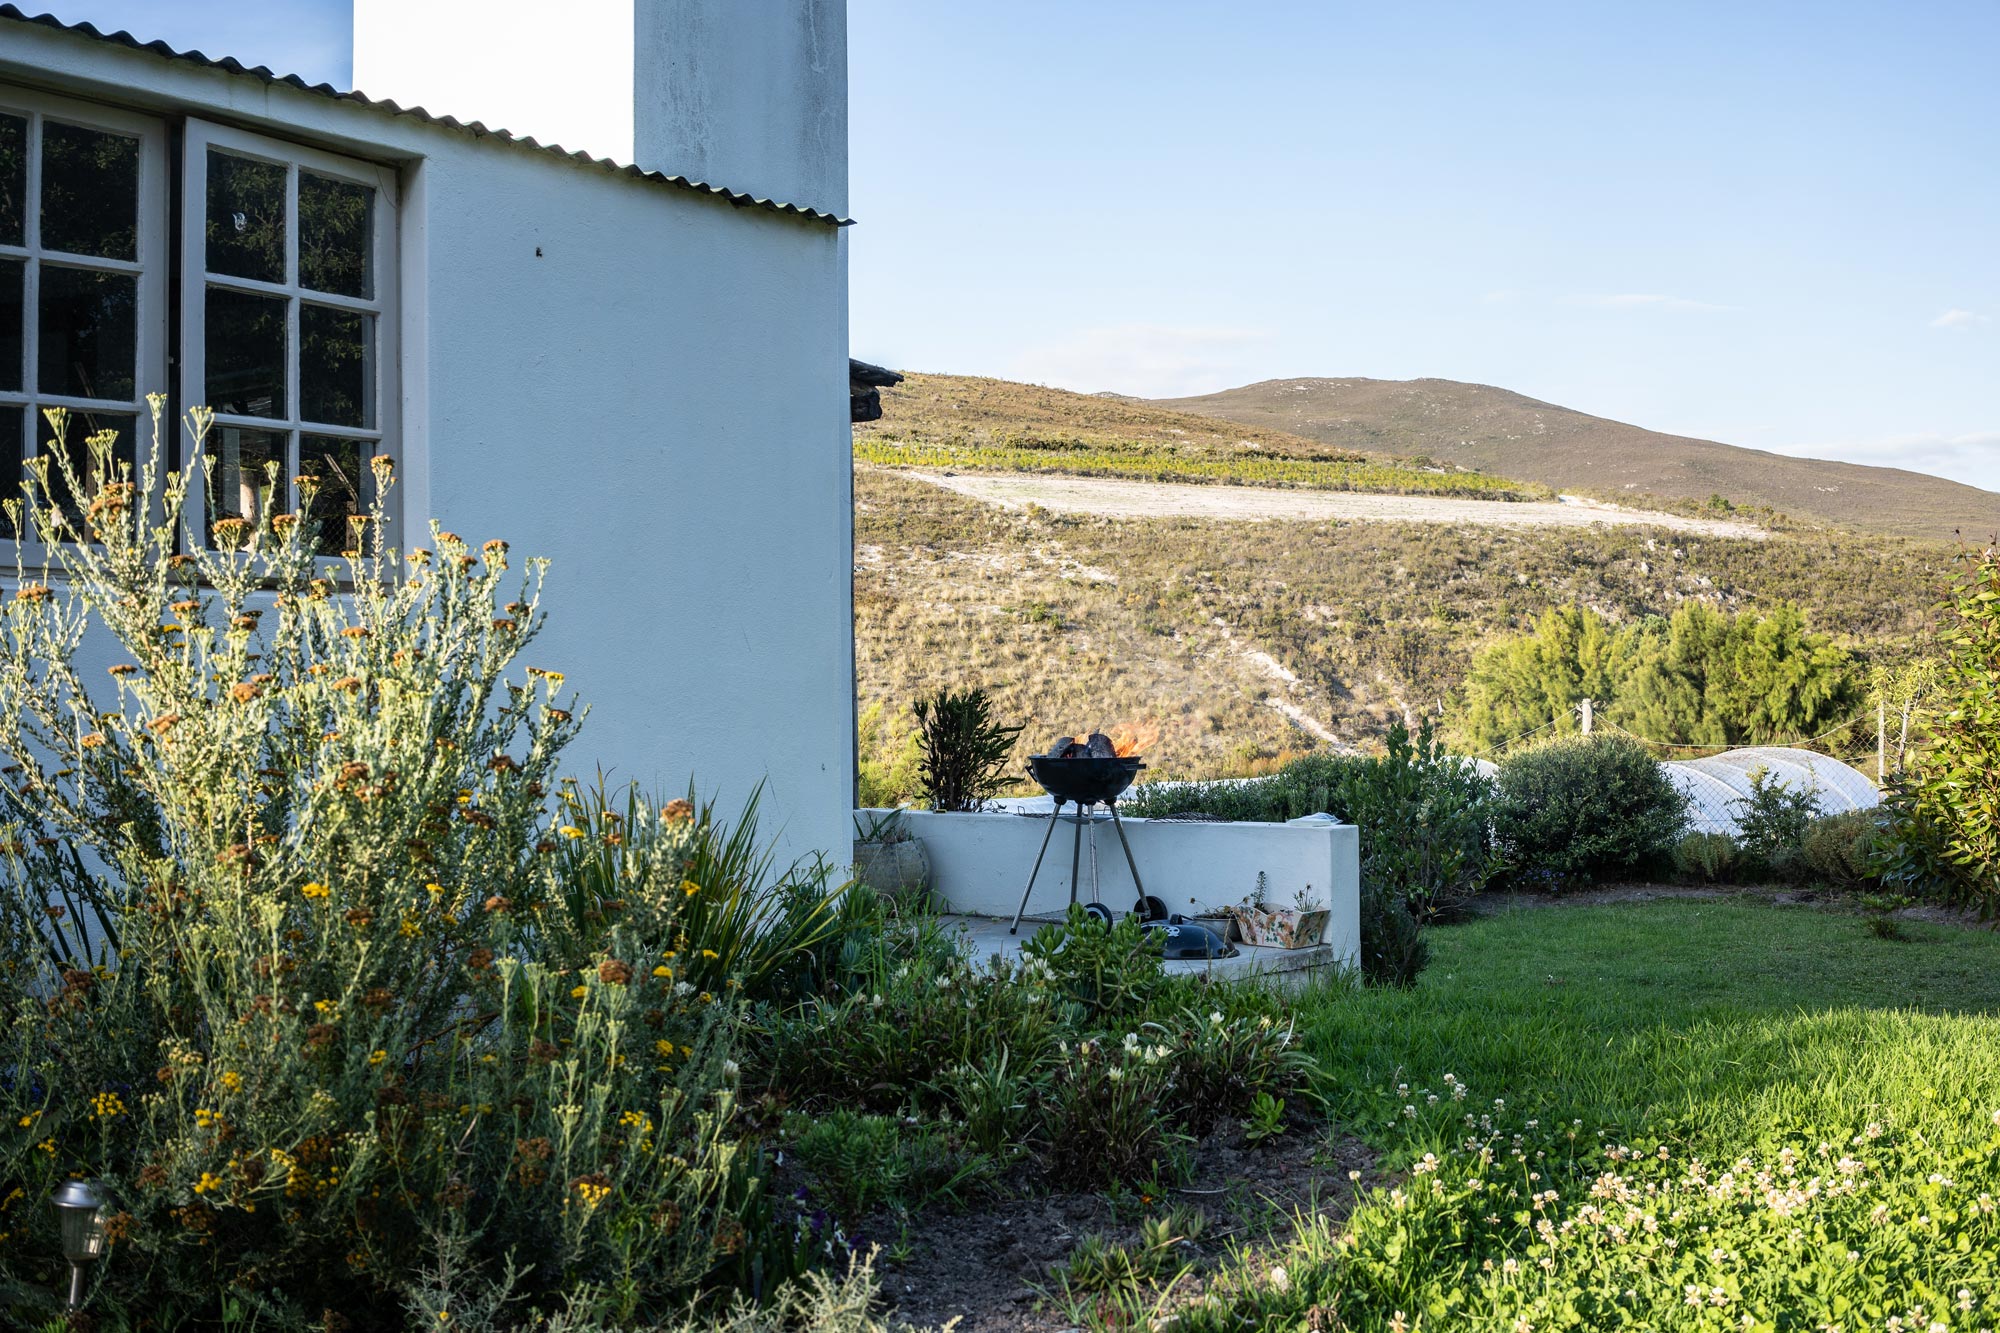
[352,0,847,216]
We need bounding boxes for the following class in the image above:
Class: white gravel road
[894,470,1765,540]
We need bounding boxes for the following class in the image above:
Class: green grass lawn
[1176,898,2000,1332]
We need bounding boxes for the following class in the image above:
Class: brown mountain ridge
[1155,377,1998,542]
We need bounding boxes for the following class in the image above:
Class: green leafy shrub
[1800,809,1881,888]
[1155,1007,1308,1137]
[547,781,852,1002]
[1358,884,1430,987]
[784,1110,995,1222]
[1492,734,1686,886]
[1042,1035,1187,1189]
[913,687,1023,812]
[1879,547,2000,916]
[1732,768,1823,881]
[1671,831,1739,883]
[758,922,1060,1114]
[1051,1207,1207,1297]
[1018,907,1168,1021]
[0,408,821,1326]
[1126,725,1492,922]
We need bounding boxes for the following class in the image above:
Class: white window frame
[0,85,168,556]
[179,118,399,561]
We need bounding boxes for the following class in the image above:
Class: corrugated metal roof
[0,4,852,227]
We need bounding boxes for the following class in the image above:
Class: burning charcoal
[1085,732,1116,758]
[1048,736,1075,758]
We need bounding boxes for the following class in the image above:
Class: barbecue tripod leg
[1009,805,1065,935]
[1069,802,1086,909]
[1108,801,1146,900]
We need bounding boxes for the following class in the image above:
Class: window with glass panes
[0,90,166,539]
[181,120,396,556]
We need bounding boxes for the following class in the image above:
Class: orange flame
[1057,722,1159,757]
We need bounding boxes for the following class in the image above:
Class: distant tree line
[1449,602,1860,753]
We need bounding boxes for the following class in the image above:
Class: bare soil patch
[894,469,1765,539]
[874,1121,1377,1332]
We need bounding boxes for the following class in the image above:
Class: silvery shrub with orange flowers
[0,403,834,1327]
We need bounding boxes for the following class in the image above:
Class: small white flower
[1269,1266,1289,1293]
[1210,1011,1224,1025]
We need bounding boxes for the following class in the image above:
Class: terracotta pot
[852,837,932,901]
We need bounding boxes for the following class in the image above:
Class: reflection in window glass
[204,286,286,418]
[299,172,373,298]
[0,113,23,248]
[206,150,286,284]
[203,424,285,546]
[0,257,20,393]
[300,305,372,428]
[38,265,137,400]
[41,121,139,261]
[300,435,365,555]
[37,407,133,539]
[0,406,19,537]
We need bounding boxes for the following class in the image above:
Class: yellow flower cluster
[192,1171,225,1196]
[574,1179,610,1207]
[220,1071,243,1093]
[90,1092,125,1119]
[301,881,330,900]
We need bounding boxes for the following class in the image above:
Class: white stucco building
[0,2,854,865]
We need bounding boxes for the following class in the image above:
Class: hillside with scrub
[854,373,1554,502]
[855,414,1947,793]
[1157,376,2000,542]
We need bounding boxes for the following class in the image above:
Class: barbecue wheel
[1134,895,1168,923]
[1081,902,1116,930]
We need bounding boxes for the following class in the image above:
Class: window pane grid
[0,96,157,548]
[189,125,389,558]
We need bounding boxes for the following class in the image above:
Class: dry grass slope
[856,373,1553,501]
[1157,377,2000,542]
[855,468,1946,788]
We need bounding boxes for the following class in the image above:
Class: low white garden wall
[861,808,1360,967]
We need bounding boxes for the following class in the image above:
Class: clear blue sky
[35,0,2000,488]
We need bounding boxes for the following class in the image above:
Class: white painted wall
[6,22,855,871]
[406,137,853,868]
[353,0,637,164]
[352,0,849,217]
[635,0,847,216]
[872,809,1363,967]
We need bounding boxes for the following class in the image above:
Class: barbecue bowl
[1028,754,1146,806]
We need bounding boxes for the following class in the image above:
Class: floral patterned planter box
[1226,905,1330,950]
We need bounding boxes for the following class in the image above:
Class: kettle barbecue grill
[1008,737,1150,935]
